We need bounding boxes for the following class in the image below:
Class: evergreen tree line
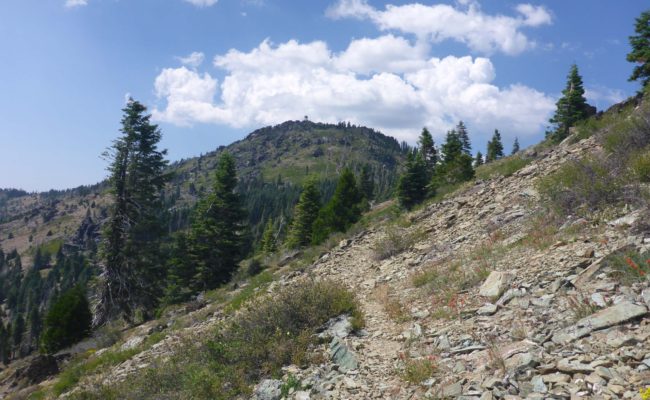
[0,245,93,361]
[396,122,520,210]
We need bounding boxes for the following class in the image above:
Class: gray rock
[531,376,547,393]
[552,301,648,344]
[477,303,498,316]
[318,315,353,340]
[591,292,607,308]
[506,352,538,372]
[497,288,525,306]
[608,211,641,227]
[293,391,310,400]
[642,289,650,308]
[330,337,358,372]
[442,381,463,397]
[254,379,283,400]
[120,335,145,351]
[605,333,637,348]
[573,258,606,289]
[480,271,514,299]
[556,359,594,374]
[542,373,570,383]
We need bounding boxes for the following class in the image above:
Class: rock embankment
[253,136,650,399]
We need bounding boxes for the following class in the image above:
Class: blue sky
[0,0,647,191]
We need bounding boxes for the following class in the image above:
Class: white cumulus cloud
[177,51,205,68]
[152,38,554,143]
[65,0,88,7]
[327,0,552,55]
[183,0,218,7]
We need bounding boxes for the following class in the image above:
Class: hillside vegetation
[0,91,646,399]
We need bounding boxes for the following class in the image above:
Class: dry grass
[411,251,492,320]
[399,353,437,384]
[374,284,410,322]
[486,337,506,373]
[567,293,599,321]
[371,226,425,261]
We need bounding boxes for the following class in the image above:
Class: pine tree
[418,127,438,173]
[163,233,195,304]
[474,151,484,168]
[312,169,363,243]
[12,314,24,355]
[511,137,520,155]
[397,151,428,209]
[28,307,42,349]
[549,64,589,142]
[432,130,475,186]
[0,322,9,364]
[486,129,505,162]
[96,98,170,326]
[260,219,278,253]
[627,10,650,88]
[189,152,248,290]
[41,286,92,354]
[286,178,321,248]
[456,121,471,155]
[359,164,375,204]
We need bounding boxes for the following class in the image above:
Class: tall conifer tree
[397,151,428,209]
[456,121,472,155]
[189,152,248,290]
[418,127,438,173]
[486,129,505,162]
[549,64,589,142]
[511,137,520,155]
[286,178,321,248]
[627,10,650,88]
[96,99,169,325]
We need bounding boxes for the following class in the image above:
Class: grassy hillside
[0,120,406,261]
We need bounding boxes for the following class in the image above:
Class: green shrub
[475,155,532,180]
[69,280,364,399]
[630,150,650,182]
[41,286,92,354]
[604,249,650,285]
[53,348,140,396]
[213,280,364,382]
[537,157,622,217]
[371,227,423,261]
[247,258,264,276]
[400,355,437,384]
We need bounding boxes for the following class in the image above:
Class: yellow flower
[640,387,650,400]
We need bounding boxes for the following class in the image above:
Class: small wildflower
[640,387,650,400]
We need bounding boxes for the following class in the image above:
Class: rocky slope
[17,122,648,399]
[286,135,650,399]
[6,109,650,399]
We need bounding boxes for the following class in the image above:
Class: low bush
[537,157,622,217]
[372,227,424,261]
[539,100,650,217]
[68,280,364,399]
[475,155,532,180]
[41,286,92,354]
[566,294,599,321]
[604,249,650,285]
[399,354,437,384]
